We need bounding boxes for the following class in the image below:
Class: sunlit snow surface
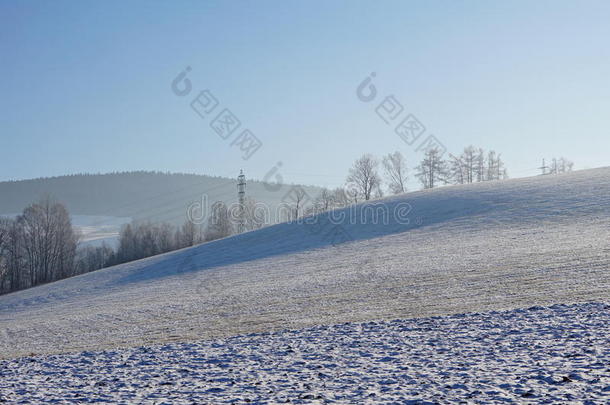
[0,168,609,360]
[1,303,609,404]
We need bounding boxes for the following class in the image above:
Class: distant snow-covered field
[0,214,128,248]
[72,215,130,248]
[1,303,609,404]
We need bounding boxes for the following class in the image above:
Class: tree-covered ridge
[0,171,322,224]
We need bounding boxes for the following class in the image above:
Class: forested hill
[0,172,322,224]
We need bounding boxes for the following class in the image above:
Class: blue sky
[1,0,609,189]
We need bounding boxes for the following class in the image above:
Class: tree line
[72,199,264,281]
[281,146,514,219]
[337,146,509,204]
[0,194,268,295]
[298,148,574,216]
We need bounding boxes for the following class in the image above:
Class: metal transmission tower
[539,158,549,175]
[237,170,246,233]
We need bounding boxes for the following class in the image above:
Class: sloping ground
[0,168,609,359]
[1,303,609,404]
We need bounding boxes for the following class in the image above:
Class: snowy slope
[2,303,609,404]
[1,168,609,359]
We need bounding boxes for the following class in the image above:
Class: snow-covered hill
[1,168,609,359]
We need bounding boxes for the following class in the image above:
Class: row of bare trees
[78,197,266,273]
[418,147,508,189]
[115,220,201,264]
[0,195,242,294]
[0,197,78,294]
[285,150,576,220]
[203,198,265,239]
[341,146,509,200]
[275,147,509,221]
[62,220,204,281]
[341,152,407,204]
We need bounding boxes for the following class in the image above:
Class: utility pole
[237,170,246,233]
[539,159,549,175]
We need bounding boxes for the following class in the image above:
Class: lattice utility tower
[237,170,246,233]
[539,158,549,175]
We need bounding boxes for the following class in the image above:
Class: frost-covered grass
[1,303,609,404]
[0,168,609,360]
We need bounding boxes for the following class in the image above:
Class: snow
[72,215,130,248]
[0,168,609,361]
[1,303,609,403]
[0,214,128,248]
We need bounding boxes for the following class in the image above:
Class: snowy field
[0,168,609,361]
[1,302,609,404]
[72,215,130,248]
[0,214,128,248]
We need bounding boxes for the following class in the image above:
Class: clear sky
[1,0,609,189]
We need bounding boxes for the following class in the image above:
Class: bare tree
[177,219,199,248]
[416,148,448,189]
[0,218,10,288]
[205,201,233,241]
[346,154,382,201]
[373,184,384,199]
[117,223,136,262]
[156,222,177,252]
[560,157,574,173]
[75,244,114,275]
[551,157,574,174]
[449,154,466,185]
[332,187,350,208]
[475,148,486,182]
[280,188,310,221]
[463,146,478,183]
[243,197,266,231]
[292,188,308,219]
[382,151,408,194]
[486,151,507,180]
[313,188,335,213]
[18,197,77,285]
[449,146,480,185]
[487,151,498,180]
[1,218,25,293]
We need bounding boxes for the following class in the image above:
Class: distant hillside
[0,171,322,225]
